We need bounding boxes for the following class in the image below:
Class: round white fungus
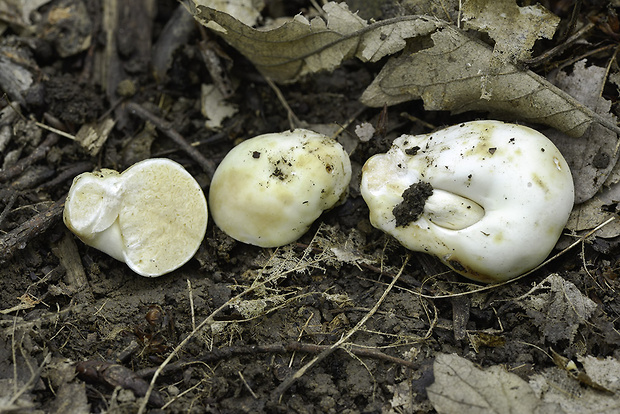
[209,129,352,247]
[360,120,574,283]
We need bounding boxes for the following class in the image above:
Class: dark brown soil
[1,1,620,413]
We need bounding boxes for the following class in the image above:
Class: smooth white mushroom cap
[209,129,352,247]
[64,158,208,277]
[360,120,574,283]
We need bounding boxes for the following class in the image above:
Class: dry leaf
[188,0,264,28]
[566,154,620,238]
[579,355,620,393]
[386,381,415,413]
[462,0,560,63]
[530,367,620,414]
[187,2,439,82]
[401,0,459,22]
[427,353,560,414]
[559,61,620,233]
[516,274,597,343]
[189,1,620,138]
[545,60,618,204]
[201,83,238,130]
[360,24,620,138]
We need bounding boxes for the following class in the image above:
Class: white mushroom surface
[360,120,574,283]
[209,129,352,247]
[64,158,208,277]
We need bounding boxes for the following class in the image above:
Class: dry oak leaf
[187,2,440,82]
[188,1,620,138]
[427,353,560,414]
[462,0,560,62]
[360,24,620,138]
[529,367,620,414]
[516,274,597,344]
[188,0,264,27]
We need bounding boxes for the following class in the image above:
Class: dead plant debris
[1,0,620,413]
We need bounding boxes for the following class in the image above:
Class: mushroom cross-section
[63,158,208,277]
[360,120,574,283]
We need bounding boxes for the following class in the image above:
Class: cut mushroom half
[64,158,208,277]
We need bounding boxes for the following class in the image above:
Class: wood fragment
[134,340,416,379]
[125,102,217,178]
[0,195,66,263]
[76,360,164,407]
[0,134,59,183]
[52,232,94,304]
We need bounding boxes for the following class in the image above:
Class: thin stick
[135,340,417,379]
[136,268,293,414]
[524,21,594,67]
[125,102,217,177]
[0,196,66,263]
[187,279,196,331]
[264,77,302,129]
[34,122,76,141]
[271,256,410,402]
[0,134,59,183]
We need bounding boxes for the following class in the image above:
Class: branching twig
[0,195,66,263]
[0,134,59,183]
[135,340,416,379]
[136,265,295,414]
[125,102,217,178]
[271,255,410,402]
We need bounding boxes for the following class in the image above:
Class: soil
[1,1,620,414]
[392,182,434,227]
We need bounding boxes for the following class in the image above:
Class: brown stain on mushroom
[531,172,550,195]
[493,232,504,243]
[444,257,499,283]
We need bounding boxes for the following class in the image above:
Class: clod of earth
[63,158,208,277]
[209,129,352,247]
[360,120,574,283]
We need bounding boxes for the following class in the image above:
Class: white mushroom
[360,120,574,283]
[209,129,352,247]
[63,158,208,277]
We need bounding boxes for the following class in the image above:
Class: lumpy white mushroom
[209,129,352,247]
[360,120,574,283]
[63,158,208,277]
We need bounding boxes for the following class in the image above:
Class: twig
[238,371,258,399]
[125,102,217,178]
[524,21,594,68]
[135,340,416,379]
[52,231,94,304]
[0,195,66,263]
[38,161,93,191]
[0,166,55,202]
[264,77,302,130]
[136,265,293,414]
[187,279,196,331]
[0,134,59,183]
[34,121,76,141]
[271,256,410,402]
